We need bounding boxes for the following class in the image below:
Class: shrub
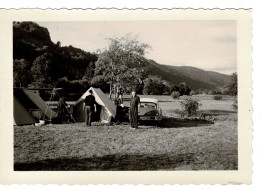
[179,98,202,117]
[175,109,186,118]
[171,91,180,99]
[213,95,223,100]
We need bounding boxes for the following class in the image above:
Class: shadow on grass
[14,152,238,171]
[158,118,214,128]
[198,110,237,116]
[14,153,197,171]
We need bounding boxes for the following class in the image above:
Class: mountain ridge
[13,21,232,91]
[144,60,231,90]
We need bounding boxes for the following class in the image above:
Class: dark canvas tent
[13,96,36,125]
[23,89,56,119]
[73,87,116,123]
[13,88,57,125]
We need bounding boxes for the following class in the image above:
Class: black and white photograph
[12,19,240,171]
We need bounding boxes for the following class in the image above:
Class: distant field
[15,95,237,171]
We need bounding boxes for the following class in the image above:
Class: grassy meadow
[14,95,237,171]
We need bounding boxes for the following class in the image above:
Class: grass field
[14,95,237,171]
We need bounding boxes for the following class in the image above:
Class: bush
[175,109,186,118]
[179,98,202,117]
[171,91,180,99]
[213,95,223,100]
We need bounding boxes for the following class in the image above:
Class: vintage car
[121,98,162,124]
[138,98,163,122]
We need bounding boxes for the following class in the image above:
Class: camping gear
[39,120,45,125]
[73,87,116,123]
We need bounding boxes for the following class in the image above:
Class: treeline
[192,73,237,96]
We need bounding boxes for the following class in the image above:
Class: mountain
[143,60,231,90]
[13,21,231,92]
[166,65,231,88]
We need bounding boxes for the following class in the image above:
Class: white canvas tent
[73,87,116,123]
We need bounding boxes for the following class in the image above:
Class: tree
[82,61,95,81]
[142,75,171,95]
[177,82,191,96]
[91,34,151,93]
[30,53,54,87]
[227,72,237,96]
[13,59,32,87]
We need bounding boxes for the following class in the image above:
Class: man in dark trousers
[129,89,140,129]
[83,90,97,126]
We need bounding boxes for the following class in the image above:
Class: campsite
[14,93,237,170]
[13,21,238,171]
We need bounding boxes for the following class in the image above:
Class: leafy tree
[91,34,151,93]
[171,91,180,99]
[82,61,95,81]
[13,59,32,87]
[142,75,171,95]
[30,53,54,87]
[209,88,222,95]
[177,82,191,96]
[171,85,180,93]
[227,72,237,96]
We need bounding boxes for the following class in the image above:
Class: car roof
[140,98,158,104]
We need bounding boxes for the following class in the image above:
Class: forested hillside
[13,22,97,97]
[13,21,232,98]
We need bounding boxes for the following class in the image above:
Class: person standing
[83,90,97,126]
[129,90,140,129]
[57,96,68,122]
[114,93,124,123]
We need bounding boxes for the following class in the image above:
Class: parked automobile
[122,98,163,125]
[138,98,163,122]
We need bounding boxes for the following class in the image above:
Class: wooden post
[114,84,116,100]
[109,83,112,100]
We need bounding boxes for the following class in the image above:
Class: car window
[140,102,157,108]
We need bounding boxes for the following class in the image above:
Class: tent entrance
[73,87,116,123]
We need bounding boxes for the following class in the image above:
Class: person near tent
[83,90,97,126]
[114,93,124,123]
[129,89,140,129]
[57,96,68,122]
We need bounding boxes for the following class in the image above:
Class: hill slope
[143,60,231,90]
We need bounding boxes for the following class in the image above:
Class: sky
[37,21,237,75]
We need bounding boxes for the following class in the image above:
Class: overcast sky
[37,21,236,75]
